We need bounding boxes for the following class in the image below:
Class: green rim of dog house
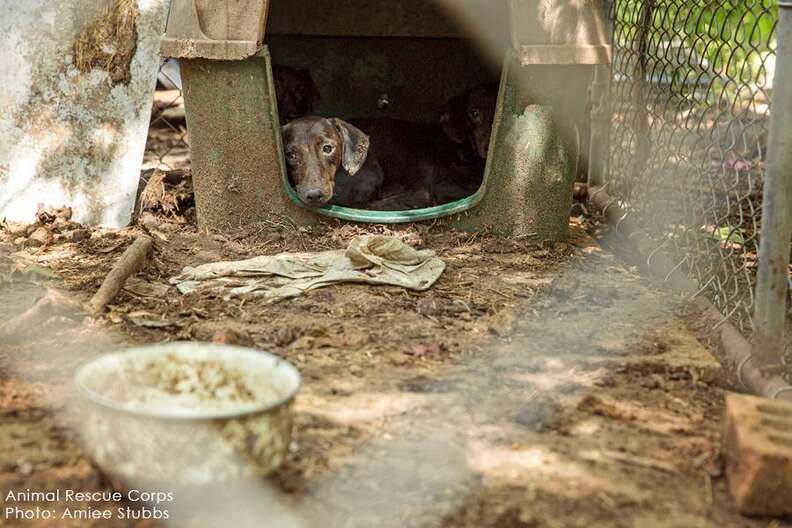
[282,180,487,223]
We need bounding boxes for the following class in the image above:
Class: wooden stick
[87,235,153,315]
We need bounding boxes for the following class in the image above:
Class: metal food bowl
[74,342,301,486]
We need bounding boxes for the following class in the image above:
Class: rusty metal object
[587,183,792,401]
[588,185,695,290]
[702,302,792,402]
[752,2,792,367]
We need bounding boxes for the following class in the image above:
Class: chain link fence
[605,0,778,338]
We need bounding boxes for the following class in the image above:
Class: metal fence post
[753,1,792,367]
[587,0,614,188]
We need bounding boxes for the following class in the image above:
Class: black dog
[347,84,498,207]
[273,65,320,123]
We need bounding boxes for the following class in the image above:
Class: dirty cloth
[170,236,445,301]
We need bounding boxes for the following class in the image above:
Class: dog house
[161,0,610,239]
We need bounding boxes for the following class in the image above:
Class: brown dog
[273,65,320,123]
[281,117,384,208]
[439,83,499,159]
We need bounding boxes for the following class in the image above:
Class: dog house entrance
[265,0,510,222]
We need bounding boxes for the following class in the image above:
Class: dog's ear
[299,68,321,104]
[439,93,468,144]
[331,119,369,176]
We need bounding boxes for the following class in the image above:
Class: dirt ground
[0,183,788,527]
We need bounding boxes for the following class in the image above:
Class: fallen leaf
[123,277,171,298]
[710,225,745,246]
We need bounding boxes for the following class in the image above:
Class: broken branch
[87,235,153,315]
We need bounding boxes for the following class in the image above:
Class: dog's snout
[303,188,326,205]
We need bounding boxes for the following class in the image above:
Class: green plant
[614,0,777,97]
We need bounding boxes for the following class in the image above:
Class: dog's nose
[303,189,326,205]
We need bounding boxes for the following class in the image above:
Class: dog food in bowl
[75,342,300,487]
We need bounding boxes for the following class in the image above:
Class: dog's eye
[286,151,298,162]
[322,144,334,154]
[469,109,481,120]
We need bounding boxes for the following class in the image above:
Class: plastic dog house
[160,0,610,239]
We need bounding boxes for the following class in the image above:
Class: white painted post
[0,0,169,227]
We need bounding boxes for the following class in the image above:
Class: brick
[723,392,792,516]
